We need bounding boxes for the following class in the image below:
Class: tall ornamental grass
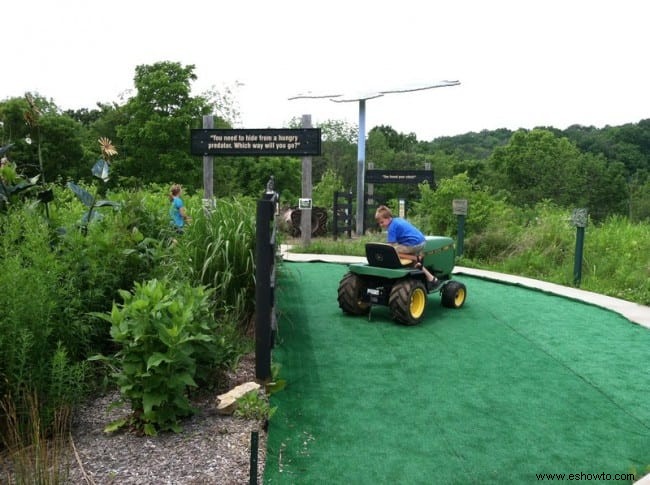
[174,196,258,327]
[580,215,650,304]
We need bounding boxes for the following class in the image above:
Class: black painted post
[249,431,259,484]
[456,215,465,257]
[571,208,588,287]
[255,197,273,381]
[452,199,468,258]
[333,191,339,240]
[574,226,585,286]
[346,191,353,238]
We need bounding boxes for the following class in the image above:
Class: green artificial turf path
[264,262,650,484]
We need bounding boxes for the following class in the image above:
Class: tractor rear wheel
[441,281,467,308]
[337,272,370,315]
[389,279,428,325]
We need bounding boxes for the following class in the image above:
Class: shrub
[412,173,509,238]
[0,208,87,435]
[92,278,234,435]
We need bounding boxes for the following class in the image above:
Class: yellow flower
[98,137,118,160]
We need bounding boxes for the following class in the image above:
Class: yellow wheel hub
[410,288,426,318]
[454,288,466,307]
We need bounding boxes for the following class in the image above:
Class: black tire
[337,272,370,315]
[388,279,428,326]
[441,281,467,308]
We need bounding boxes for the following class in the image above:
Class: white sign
[298,198,312,210]
[452,199,468,216]
[202,197,216,211]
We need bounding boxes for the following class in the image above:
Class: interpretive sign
[452,199,468,216]
[298,198,312,210]
[191,128,321,156]
[570,208,588,228]
[365,169,434,185]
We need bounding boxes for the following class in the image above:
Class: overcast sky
[3,0,648,141]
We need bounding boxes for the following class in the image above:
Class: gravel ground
[66,353,267,484]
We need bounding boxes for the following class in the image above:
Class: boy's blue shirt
[387,217,425,246]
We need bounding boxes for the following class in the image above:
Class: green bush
[0,208,87,433]
[412,173,509,237]
[93,278,232,436]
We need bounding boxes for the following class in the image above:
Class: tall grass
[1,392,71,484]
[292,233,383,256]
[175,197,258,327]
[287,208,650,306]
[579,215,650,303]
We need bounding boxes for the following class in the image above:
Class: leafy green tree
[38,114,85,182]
[412,172,507,237]
[225,156,301,202]
[0,97,31,144]
[629,170,650,222]
[370,125,418,153]
[417,128,513,160]
[563,121,650,176]
[0,96,41,178]
[65,102,128,182]
[1,94,86,183]
[488,129,576,205]
[487,128,629,219]
[312,168,345,209]
[115,61,213,188]
[577,156,628,221]
[366,129,394,168]
[312,119,357,190]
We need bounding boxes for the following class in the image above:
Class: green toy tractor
[337,236,467,325]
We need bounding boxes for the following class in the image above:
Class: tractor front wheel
[389,279,428,325]
[338,272,371,316]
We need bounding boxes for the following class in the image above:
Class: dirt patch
[66,353,267,484]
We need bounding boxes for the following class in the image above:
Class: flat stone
[216,381,261,415]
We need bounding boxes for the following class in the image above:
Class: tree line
[2,60,649,222]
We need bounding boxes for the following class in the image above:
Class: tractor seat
[365,243,414,269]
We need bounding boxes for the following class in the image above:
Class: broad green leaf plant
[0,143,41,211]
[91,278,221,436]
[67,138,120,232]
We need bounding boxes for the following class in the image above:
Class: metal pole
[355,99,366,236]
[202,115,214,210]
[300,114,313,246]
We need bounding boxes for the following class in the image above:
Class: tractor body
[337,236,467,325]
